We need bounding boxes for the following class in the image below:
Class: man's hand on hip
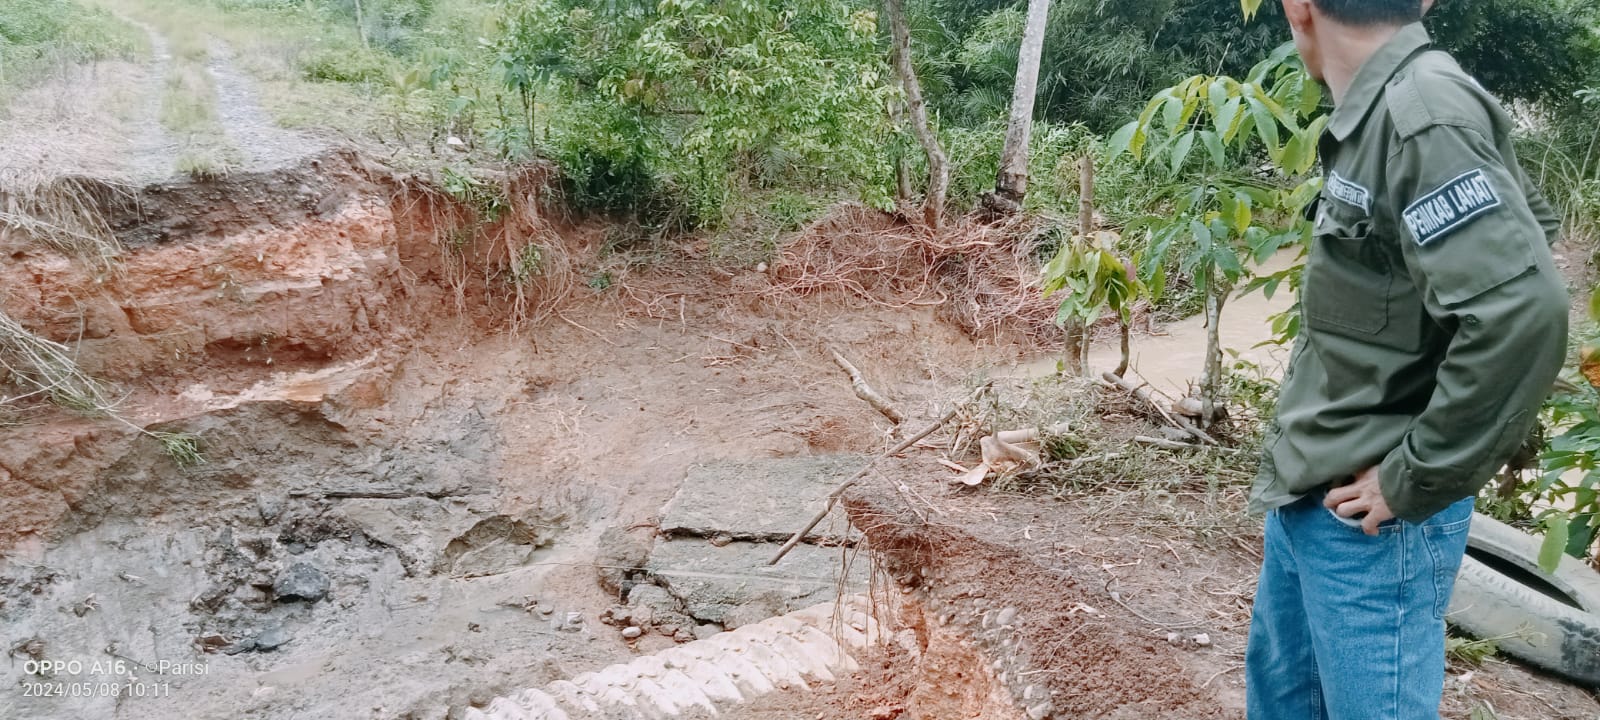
[1324,467,1396,536]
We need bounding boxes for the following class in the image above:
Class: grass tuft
[0,310,119,414]
[0,175,128,268]
[152,430,205,468]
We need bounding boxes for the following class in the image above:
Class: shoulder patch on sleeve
[1326,172,1371,213]
[1402,168,1501,246]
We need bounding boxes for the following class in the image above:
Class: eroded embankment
[843,473,1235,720]
[1,149,1012,720]
[0,151,569,549]
[0,151,622,720]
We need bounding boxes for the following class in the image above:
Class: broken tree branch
[1135,434,1243,455]
[1133,435,1195,451]
[769,382,992,565]
[1101,371,1218,446]
[831,348,905,425]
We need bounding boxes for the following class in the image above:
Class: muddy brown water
[1011,251,1298,393]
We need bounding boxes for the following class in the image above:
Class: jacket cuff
[1377,448,1466,524]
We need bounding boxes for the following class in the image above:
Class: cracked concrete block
[645,540,865,624]
[659,456,865,542]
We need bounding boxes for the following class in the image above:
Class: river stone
[273,563,329,603]
[644,539,866,624]
[658,456,865,543]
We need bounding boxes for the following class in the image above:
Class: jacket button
[1463,314,1481,326]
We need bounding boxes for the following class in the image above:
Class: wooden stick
[769,382,991,565]
[1101,371,1218,446]
[1133,435,1195,450]
[831,349,906,425]
[1173,415,1220,446]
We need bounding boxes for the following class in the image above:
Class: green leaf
[1169,132,1196,176]
[1589,286,1600,321]
[1216,97,1244,144]
[1139,94,1167,131]
[1265,41,1297,67]
[1190,219,1212,252]
[1249,98,1281,160]
[1281,133,1309,176]
[1207,78,1229,125]
[1298,74,1323,117]
[1539,513,1571,573]
[1199,130,1226,168]
[1230,191,1253,233]
[1108,120,1141,160]
[1213,244,1245,277]
[1288,176,1324,211]
[1147,260,1167,301]
[1162,95,1185,135]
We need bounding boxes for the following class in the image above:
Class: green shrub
[301,45,394,84]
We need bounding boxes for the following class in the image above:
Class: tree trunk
[895,155,913,205]
[1115,317,1131,377]
[523,88,537,150]
[1077,153,1094,233]
[994,0,1051,205]
[1079,319,1091,374]
[1060,151,1096,378]
[887,100,913,204]
[884,0,948,229]
[352,0,369,48]
[1062,322,1085,376]
[1199,275,1230,427]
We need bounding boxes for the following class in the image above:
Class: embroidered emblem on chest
[1326,172,1372,213]
[1402,168,1501,246]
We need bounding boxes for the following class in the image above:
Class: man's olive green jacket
[1250,23,1569,523]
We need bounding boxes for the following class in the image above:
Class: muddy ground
[1,150,1597,719]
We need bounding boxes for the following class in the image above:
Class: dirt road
[0,13,321,185]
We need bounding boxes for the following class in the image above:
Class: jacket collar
[1327,23,1432,141]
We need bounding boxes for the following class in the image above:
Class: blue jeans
[1246,490,1474,720]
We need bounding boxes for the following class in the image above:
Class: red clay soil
[843,471,1236,720]
[833,446,1600,720]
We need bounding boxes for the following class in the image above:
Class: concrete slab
[645,540,868,624]
[659,456,866,543]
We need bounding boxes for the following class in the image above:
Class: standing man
[1247,1,1570,718]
